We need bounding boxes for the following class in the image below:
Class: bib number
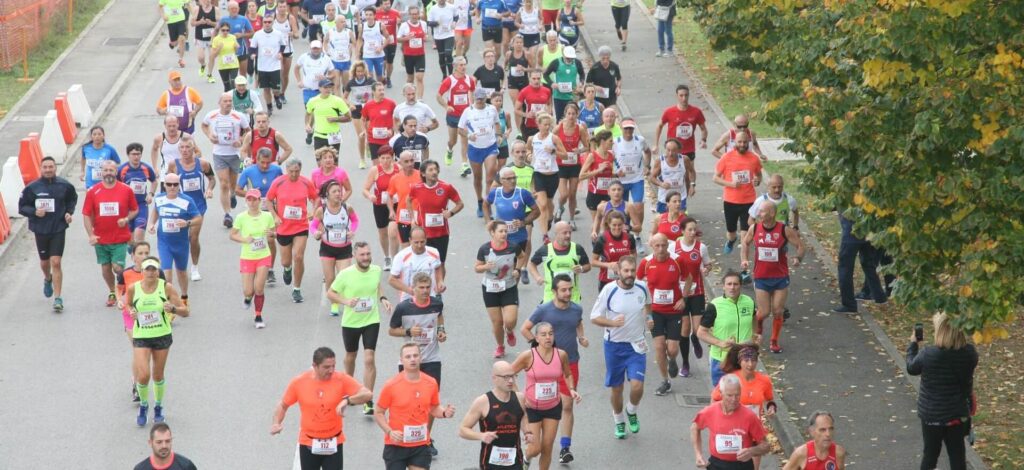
[182,177,201,192]
[167,105,185,117]
[353,297,374,312]
[99,202,120,217]
[529,103,546,114]
[311,437,337,455]
[250,237,268,251]
[485,277,506,293]
[595,86,610,98]
[398,208,412,224]
[413,326,435,344]
[731,170,751,184]
[485,7,499,18]
[556,82,573,93]
[534,381,557,401]
[653,288,674,305]
[327,228,349,244]
[91,167,102,181]
[283,205,303,220]
[409,37,423,48]
[596,177,612,191]
[757,246,779,262]
[675,123,693,140]
[654,5,671,21]
[631,338,648,354]
[35,198,55,212]
[714,434,741,454]
[403,424,428,443]
[489,446,516,466]
[130,181,147,194]
[327,132,343,145]
[221,54,238,65]
[161,218,181,233]
[563,152,578,165]
[138,310,162,327]
[453,93,469,106]
[424,212,445,227]
[371,127,390,139]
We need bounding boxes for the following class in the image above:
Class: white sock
[625,401,638,415]
[613,411,626,424]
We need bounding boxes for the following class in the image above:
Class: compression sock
[560,436,571,449]
[255,295,265,315]
[680,336,690,367]
[755,312,765,335]
[154,380,165,405]
[136,383,150,407]
[771,315,784,342]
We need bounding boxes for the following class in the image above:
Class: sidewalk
[580,1,985,468]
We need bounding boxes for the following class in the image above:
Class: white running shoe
[190,266,202,281]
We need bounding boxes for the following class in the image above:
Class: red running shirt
[673,239,706,297]
[585,150,615,195]
[362,98,398,145]
[656,212,690,241]
[516,85,551,129]
[82,182,138,244]
[438,74,476,117]
[409,181,462,238]
[693,403,767,462]
[752,221,788,280]
[266,176,318,236]
[804,441,838,470]
[660,105,705,154]
[637,254,685,314]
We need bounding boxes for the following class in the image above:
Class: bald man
[458,361,530,469]
[748,174,799,230]
[712,114,765,160]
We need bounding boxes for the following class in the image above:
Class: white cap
[563,46,576,59]
[310,40,323,48]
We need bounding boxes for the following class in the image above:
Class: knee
[50,258,62,270]
[293,252,305,264]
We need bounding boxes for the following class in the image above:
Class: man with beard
[712,130,762,257]
[82,160,139,307]
[590,256,651,439]
[134,423,197,469]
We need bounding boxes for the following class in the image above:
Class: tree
[682,0,1023,340]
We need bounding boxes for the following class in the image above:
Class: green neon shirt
[331,264,384,328]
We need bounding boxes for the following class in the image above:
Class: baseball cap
[245,188,262,200]
[141,259,161,270]
[234,75,248,86]
[563,46,576,59]
[164,173,181,184]
[310,40,323,49]
[318,78,334,88]
[621,118,637,129]
[168,71,182,80]
[473,88,490,100]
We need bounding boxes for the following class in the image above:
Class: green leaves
[680,0,1024,337]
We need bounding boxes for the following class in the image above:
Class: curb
[0,7,165,268]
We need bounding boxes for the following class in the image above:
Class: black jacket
[18,176,78,235]
[906,342,977,423]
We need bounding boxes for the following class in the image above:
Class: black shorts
[482,284,519,308]
[522,32,540,48]
[533,172,559,199]
[611,5,630,30]
[403,54,426,75]
[651,312,683,340]
[35,232,66,260]
[481,26,502,43]
[426,235,449,263]
[502,22,518,32]
[683,151,696,161]
[373,203,395,229]
[383,444,432,470]
[277,230,309,247]
[399,360,441,387]
[508,76,528,91]
[133,334,173,350]
[707,456,755,470]
[723,201,753,233]
[497,144,509,161]
[397,223,412,243]
[342,323,381,352]
[319,242,353,260]
[368,143,384,162]
[384,44,398,63]
[167,21,187,42]
[313,137,341,152]
[685,295,706,317]
[526,401,562,423]
[521,126,539,140]
[299,443,343,470]
[558,165,581,179]
[585,192,609,211]
[350,104,363,119]
[258,70,281,90]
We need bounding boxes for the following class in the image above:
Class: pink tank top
[525,347,563,410]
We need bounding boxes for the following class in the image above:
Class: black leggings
[436,37,455,76]
[722,201,752,233]
[219,68,239,92]
[611,6,630,31]
[920,421,967,470]
[299,443,343,470]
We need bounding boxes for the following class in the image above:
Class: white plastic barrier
[1,157,26,218]
[67,84,93,128]
[40,110,68,164]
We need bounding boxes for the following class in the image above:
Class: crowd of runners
[14,0,852,468]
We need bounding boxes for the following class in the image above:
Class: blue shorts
[656,199,687,214]
[364,56,384,76]
[445,114,460,128]
[468,144,498,164]
[604,340,647,387]
[158,239,190,271]
[754,276,790,292]
[710,357,724,387]
[302,89,318,105]
[130,207,148,231]
[621,181,644,202]
[332,60,351,72]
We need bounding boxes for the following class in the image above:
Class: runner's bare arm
[781,444,806,470]
[457,395,490,441]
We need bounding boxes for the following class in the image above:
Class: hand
[232,140,242,149]
[766,403,777,416]
[572,265,583,273]
[381,299,393,312]
[481,431,499,444]
[688,185,696,198]
[438,330,448,342]
[176,219,188,229]
[468,134,476,142]
[485,261,497,270]
[273,215,283,225]
[651,143,659,154]
[790,257,801,267]
[270,423,283,435]
[410,326,423,337]
[736,447,756,462]
[89,235,99,245]
[207,133,218,144]
[163,301,176,312]
[447,106,456,114]
[570,389,582,403]
[616,169,626,177]
[145,194,153,205]
[534,276,545,285]
[673,298,686,311]
[695,453,708,468]
[389,430,404,442]
[205,189,214,199]
[701,140,708,149]
[646,318,654,330]
[314,229,323,241]
[722,337,736,349]
[443,404,456,418]
[117,300,125,309]
[578,336,589,348]
[522,432,534,445]
[305,124,313,134]
[436,282,447,293]
[740,260,749,270]
[80,174,85,181]
[612,315,626,328]
[35,209,46,218]
[117,217,127,228]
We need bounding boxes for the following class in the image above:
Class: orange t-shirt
[386,170,423,226]
[281,370,364,446]
[156,86,203,109]
[377,372,440,447]
[715,150,762,204]
[710,371,775,416]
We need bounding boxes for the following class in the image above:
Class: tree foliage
[682,0,1024,339]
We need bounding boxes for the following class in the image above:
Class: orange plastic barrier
[0,193,10,244]
[19,134,43,185]
[55,92,76,144]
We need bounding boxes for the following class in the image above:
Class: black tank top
[506,51,529,80]
[478,391,525,469]
[195,4,216,39]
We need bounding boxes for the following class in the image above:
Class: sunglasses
[735,125,748,129]
[165,183,180,187]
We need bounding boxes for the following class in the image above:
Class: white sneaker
[384,257,393,271]
[190,266,202,281]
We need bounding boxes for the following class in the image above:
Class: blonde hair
[932,312,968,349]
[536,113,554,126]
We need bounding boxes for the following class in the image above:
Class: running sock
[560,437,571,449]
[771,314,784,342]
[625,401,638,415]
[755,315,765,335]
[612,411,626,424]
[254,295,265,315]
[154,380,165,405]
[680,336,690,367]
[136,383,149,407]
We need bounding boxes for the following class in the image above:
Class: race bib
[529,103,546,113]
[757,246,779,262]
[563,152,578,165]
[371,127,390,139]
[216,122,236,144]
[327,131,343,145]
[262,46,275,56]
[130,180,147,194]
[331,47,349,61]
[409,37,423,48]
[138,310,162,327]
[250,236,267,251]
[560,25,575,37]
[403,424,428,443]
[606,267,620,280]
[731,170,751,184]
[484,7,499,18]
[201,28,212,39]
[379,190,390,204]
[504,220,519,233]
[221,54,238,65]
[534,381,557,401]
[182,177,201,192]
[99,202,119,217]
[311,437,337,455]
[411,149,423,163]
[714,434,741,454]
[413,326,435,344]
[91,168,102,181]
[453,93,469,106]
[283,205,303,220]
[631,338,648,354]
[595,86,610,98]
[596,177,613,191]
[485,277,506,293]
[534,158,553,172]
[398,208,412,224]
[653,288,674,305]
[423,213,445,227]
[556,82,573,93]
[327,228,349,244]
[353,297,374,312]
[167,105,185,117]
[161,218,181,233]
[312,14,326,22]
[510,66,524,77]
[488,446,516,466]
[675,123,694,140]
[35,198,55,212]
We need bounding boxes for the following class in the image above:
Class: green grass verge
[639,1,779,138]
[0,0,112,118]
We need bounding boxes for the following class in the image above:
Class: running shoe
[461,162,471,177]
[740,270,752,284]
[198,66,205,77]
[330,304,340,317]
[855,291,872,301]
[283,268,293,285]
[627,412,639,433]
[153,405,165,424]
[542,234,550,245]
[520,270,530,284]
[783,308,791,321]
[679,365,691,378]
[292,289,303,303]
[476,205,484,218]
[654,380,672,396]
[556,205,565,221]
[191,266,202,281]
[494,345,505,358]
[667,356,679,378]
[359,159,367,169]
[53,297,64,312]
[384,257,392,271]
[137,405,148,427]
[267,270,277,284]
[363,401,374,415]
[507,331,517,347]
[43,277,53,298]
[230,194,238,209]
[305,132,313,145]
[656,50,664,57]
[558,448,573,463]
[614,422,626,439]
[569,220,577,231]
[244,297,252,309]
[445,149,454,165]
[723,239,735,255]
[429,440,438,457]
[770,341,782,354]
[106,292,117,307]
[223,214,233,228]
[691,333,703,359]
[386,78,392,89]
[280,95,288,104]
[206,74,215,83]
[132,384,140,403]
[255,316,266,329]
[274,95,283,110]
